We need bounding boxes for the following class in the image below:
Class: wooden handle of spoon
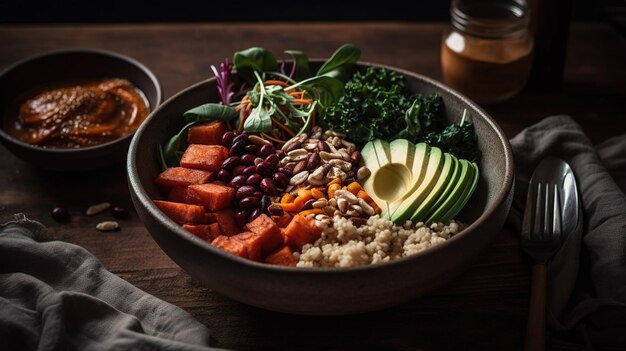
[525,263,546,351]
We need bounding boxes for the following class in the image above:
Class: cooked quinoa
[295,215,466,268]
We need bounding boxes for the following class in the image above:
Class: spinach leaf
[183,103,238,123]
[244,106,272,132]
[284,50,311,81]
[394,99,422,140]
[161,121,196,167]
[289,75,345,108]
[317,43,360,82]
[233,47,278,84]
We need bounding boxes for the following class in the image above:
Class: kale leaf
[320,66,481,162]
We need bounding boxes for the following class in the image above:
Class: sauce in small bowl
[0,49,162,171]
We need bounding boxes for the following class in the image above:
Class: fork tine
[552,184,562,244]
[533,183,544,240]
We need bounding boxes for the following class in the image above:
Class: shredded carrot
[291,99,314,104]
[237,104,253,133]
[264,80,290,87]
[271,118,296,137]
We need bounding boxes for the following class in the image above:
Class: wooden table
[1,22,625,350]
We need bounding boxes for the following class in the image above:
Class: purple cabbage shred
[211,58,235,105]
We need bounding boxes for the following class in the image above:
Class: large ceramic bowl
[0,49,162,171]
[128,62,514,315]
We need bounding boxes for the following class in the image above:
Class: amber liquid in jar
[441,0,533,104]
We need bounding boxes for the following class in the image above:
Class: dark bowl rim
[0,48,163,155]
[128,60,514,275]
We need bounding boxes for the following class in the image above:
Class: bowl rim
[0,48,163,154]
[128,60,514,275]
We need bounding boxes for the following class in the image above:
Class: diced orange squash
[273,212,292,228]
[155,167,214,191]
[187,121,227,145]
[212,235,248,258]
[232,231,263,261]
[187,183,234,211]
[282,214,321,249]
[180,144,229,171]
[153,200,205,224]
[168,186,189,203]
[183,224,216,241]
[244,214,283,253]
[265,245,297,266]
[208,222,222,237]
[207,208,241,236]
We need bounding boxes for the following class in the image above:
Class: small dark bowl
[128,62,514,315]
[0,49,162,171]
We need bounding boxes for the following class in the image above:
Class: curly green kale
[320,66,481,162]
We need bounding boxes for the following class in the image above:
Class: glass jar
[441,0,534,104]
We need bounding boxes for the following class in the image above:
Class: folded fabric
[507,115,626,350]
[0,214,229,351]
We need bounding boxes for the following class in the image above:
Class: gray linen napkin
[507,115,626,350]
[0,214,229,351]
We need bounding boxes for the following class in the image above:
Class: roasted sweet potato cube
[187,183,234,211]
[207,208,241,236]
[187,121,227,145]
[183,224,215,241]
[168,186,189,203]
[245,214,283,253]
[232,231,263,262]
[282,214,321,249]
[180,144,228,171]
[265,245,297,266]
[153,200,205,225]
[155,167,213,192]
[212,235,247,258]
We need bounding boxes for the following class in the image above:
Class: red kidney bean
[111,206,129,219]
[260,195,271,211]
[229,140,246,156]
[244,144,260,156]
[242,165,257,177]
[51,206,68,221]
[259,178,278,195]
[239,196,260,209]
[222,131,235,148]
[278,167,293,178]
[236,185,256,200]
[256,161,274,177]
[259,144,276,158]
[265,153,279,167]
[232,165,246,177]
[249,208,262,222]
[272,172,289,188]
[232,133,249,145]
[241,153,256,165]
[253,191,263,198]
[230,175,247,188]
[221,156,240,170]
[217,169,231,182]
[234,211,248,227]
[246,173,262,187]
[267,204,284,216]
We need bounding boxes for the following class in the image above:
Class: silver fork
[521,182,563,351]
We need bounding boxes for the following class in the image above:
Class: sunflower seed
[86,202,111,216]
[290,171,309,185]
[357,166,371,181]
[96,221,119,232]
[249,135,272,146]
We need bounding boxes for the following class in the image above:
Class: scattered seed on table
[86,202,111,216]
[96,221,119,232]
[51,206,68,221]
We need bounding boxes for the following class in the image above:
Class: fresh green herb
[160,121,196,168]
[183,103,238,123]
[233,47,279,85]
[316,43,361,82]
[284,50,311,81]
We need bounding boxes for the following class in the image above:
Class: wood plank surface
[1,22,624,350]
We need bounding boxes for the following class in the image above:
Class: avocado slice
[439,161,480,222]
[409,153,459,223]
[422,154,462,221]
[425,159,472,224]
[388,146,444,224]
[383,143,430,218]
[361,140,388,214]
